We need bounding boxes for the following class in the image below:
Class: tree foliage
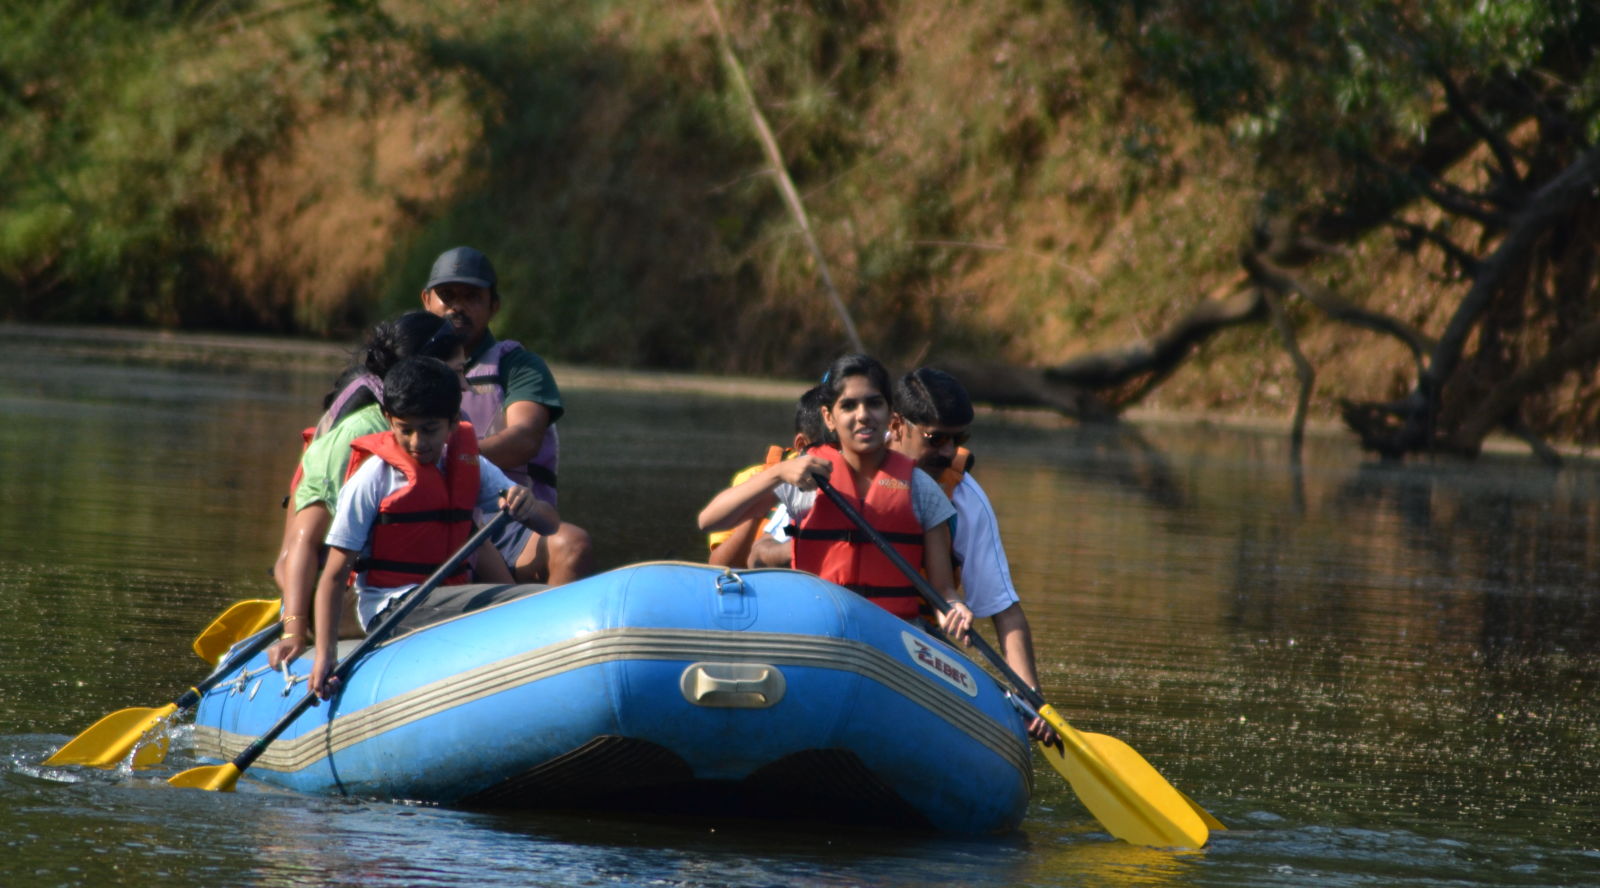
[1067,0,1600,459]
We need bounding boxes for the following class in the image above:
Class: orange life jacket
[935,447,974,583]
[936,447,974,498]
[793,445,927,619]
[344,422,480,587]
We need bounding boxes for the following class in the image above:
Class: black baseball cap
[424,246,496,291]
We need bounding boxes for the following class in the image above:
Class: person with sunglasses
[889,367,1056,743]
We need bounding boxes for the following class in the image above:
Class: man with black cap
[421,246,593,585]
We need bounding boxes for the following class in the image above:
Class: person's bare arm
[309,547,357,699]
[922,522,972,639]
[747,535,793,568]
[268,504,331,668]
[991,601,1055,742]
[501,485,559,534]
[698,454,829,532]
[477,400,551,472]
[990,602,1041,690]
[709,514,764,567]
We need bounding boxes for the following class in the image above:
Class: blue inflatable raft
[189,563,1033,833]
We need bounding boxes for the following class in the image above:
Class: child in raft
[697,353,974,639]
[308,356,559,699]
[269,312,514,669]
[707,383,831,569]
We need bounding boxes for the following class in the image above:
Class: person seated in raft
[697,353,973,640]
[269,312,514,669]
[889,367,1055,743]
[418,246,593,586]
[707,384,831,568]
[308,356,559,699]
[742,385,834,569]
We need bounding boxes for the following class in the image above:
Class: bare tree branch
[1433,66,1523,191]
[1339,145,1600,456]
[1242,250,1434,370]
[934,356,1117,421]
[1410,166,1511,227]
[1424,145,1600,397]
[1043,279,1265,388]
[1387,219,1482,278]
[1262,289,1314,454]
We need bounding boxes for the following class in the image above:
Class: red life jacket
[344,422,480,587]
[793,445,927,620]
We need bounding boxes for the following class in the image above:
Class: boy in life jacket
[307,357,559,699]
[697,354,973,641]
[420,246,592,586]
[269,313,515,669]
[889,367,1055,743]
[708,384,830,568]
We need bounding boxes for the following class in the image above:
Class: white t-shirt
[326,450,516,629]
[948,473,1021,618]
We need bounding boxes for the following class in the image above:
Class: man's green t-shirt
[472,331,564,423]
[292,402,387,514]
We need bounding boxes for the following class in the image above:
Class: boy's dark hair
[795,384,832,446]
[894,367,974,428]
[381,357,462,421]
[819,353,893,411]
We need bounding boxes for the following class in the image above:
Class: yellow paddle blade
[167,762,243,792]
[1037,705,1209,848]
[45,703,179,769]
[1074,731,1226,831]
[192,599,281,664]
[1179,787,1227,832]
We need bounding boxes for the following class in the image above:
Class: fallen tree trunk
[1041,278,1264,391]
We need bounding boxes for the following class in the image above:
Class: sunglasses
[920,429,970,448]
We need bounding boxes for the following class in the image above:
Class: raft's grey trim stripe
[192,628,1031,779]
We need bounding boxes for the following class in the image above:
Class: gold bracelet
[283,614,305,624]
[280,632,306,641]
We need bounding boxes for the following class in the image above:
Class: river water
[1,326,1596,887]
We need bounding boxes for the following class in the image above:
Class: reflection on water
[2,328,1598,887]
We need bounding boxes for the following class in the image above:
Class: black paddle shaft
[812,475,1048,711]
[174,623,283,711]
[224,511,512,774]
